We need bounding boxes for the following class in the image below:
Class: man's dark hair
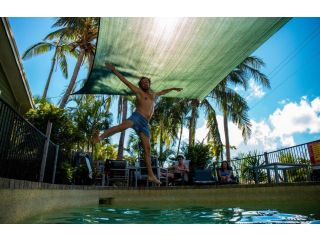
[138,77,151,89]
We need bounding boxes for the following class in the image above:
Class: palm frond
[60,45,79,58]
[22,42,54,59]
[242,63,271,88]
[201,99,222,147]
[57,53,68,78]
[44,27,77,41]
[226,70,248,90]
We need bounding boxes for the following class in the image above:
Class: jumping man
[91,63,183,184]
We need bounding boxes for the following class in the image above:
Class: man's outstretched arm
[156,88,183,96]
[105,63,141,94]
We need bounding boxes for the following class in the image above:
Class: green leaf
[22,42,54,60]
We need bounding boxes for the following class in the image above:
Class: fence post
[52,145,59,184]
[264,152,271,183]
[254,167,259,184]
[39,121,53,182]
[274,165,280,183]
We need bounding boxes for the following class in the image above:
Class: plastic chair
[105,160,129,187]
[135,156,168,186]
[193,168,217,185]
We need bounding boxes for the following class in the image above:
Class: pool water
[23,206,320,224]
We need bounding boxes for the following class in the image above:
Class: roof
[0,17,34,112]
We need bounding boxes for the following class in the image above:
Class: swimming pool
[2,178,320,223]
[22,205,320,224]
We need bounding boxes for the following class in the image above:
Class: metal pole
[39,121,53,182]
[254,167,259,184]
[52,145,59,184]
[283,169,288,183]
[264,152,271,183]
[274,165,280,183]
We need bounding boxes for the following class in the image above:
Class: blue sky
[9,17,320,157]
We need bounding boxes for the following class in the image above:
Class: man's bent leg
[98,120,133,141]
[139,132,161,185]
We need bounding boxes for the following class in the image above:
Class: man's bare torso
[135,91,156,121]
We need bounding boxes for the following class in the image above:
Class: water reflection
[24,207,319,224]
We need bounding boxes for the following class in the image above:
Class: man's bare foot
[148,175,161,185]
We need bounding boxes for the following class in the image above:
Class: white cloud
[246,79,266,100]
[181,97,320,158]
[311,97,320,112]
[216,115,243,147]
[181,120,212,143]
[269,97,320,136]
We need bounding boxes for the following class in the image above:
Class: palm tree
[44,17,99,109]
[150,98,180,164]
[148,98,184,164]
[22,38,77,99]
[68,94,112,153]
[117,96,128,160]
[127,132,140,157]
[175,99,192,157]
[187,98,223,159]
[189,99,199,147]
[211,56,270,161]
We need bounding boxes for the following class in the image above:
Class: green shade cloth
[77,17,290,100]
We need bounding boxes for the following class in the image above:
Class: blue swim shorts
[128,112,150,138]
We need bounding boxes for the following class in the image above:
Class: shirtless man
[91,63,183,184]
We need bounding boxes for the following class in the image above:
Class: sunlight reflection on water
[23,206,320,224]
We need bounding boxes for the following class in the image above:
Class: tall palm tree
[44,17,99,109]
[149,98,184,164]
[69,94,112,152]
[188,98,223,159]
[211,56,270,161]
[210,83,251,161]
[117,96,128,160]
[22,38,77,99]
[175,99,192,157]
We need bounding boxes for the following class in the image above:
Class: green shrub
[183,142,213,170]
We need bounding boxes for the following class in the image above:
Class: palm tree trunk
[117,96,128,160]
[59,49,85,109]
[42,51,57,99]
[221,80,231,162]
[176,117,183,157]
[159,129,164,161]
[223,109,231,162]
[189,100,198,147]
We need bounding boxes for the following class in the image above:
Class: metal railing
[222,140,320,184]
[0,97,58,183]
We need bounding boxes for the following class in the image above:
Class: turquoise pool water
[23,206,320,224]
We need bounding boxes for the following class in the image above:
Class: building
[0,17,34,114]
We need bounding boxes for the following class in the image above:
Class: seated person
[218,161,235,184]
[162,154,189,182]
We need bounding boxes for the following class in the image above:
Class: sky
[8,17,320,158]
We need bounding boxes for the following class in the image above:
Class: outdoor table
[252,163,311,184]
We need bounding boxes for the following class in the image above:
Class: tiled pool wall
[1,177,320,223]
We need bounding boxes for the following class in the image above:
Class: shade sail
[76,17,290,99]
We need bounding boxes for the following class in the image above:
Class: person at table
[218,160,235,183]
[162,154,189,180]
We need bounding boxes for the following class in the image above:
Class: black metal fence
[0,97,58,183]
[222,140,320,184]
